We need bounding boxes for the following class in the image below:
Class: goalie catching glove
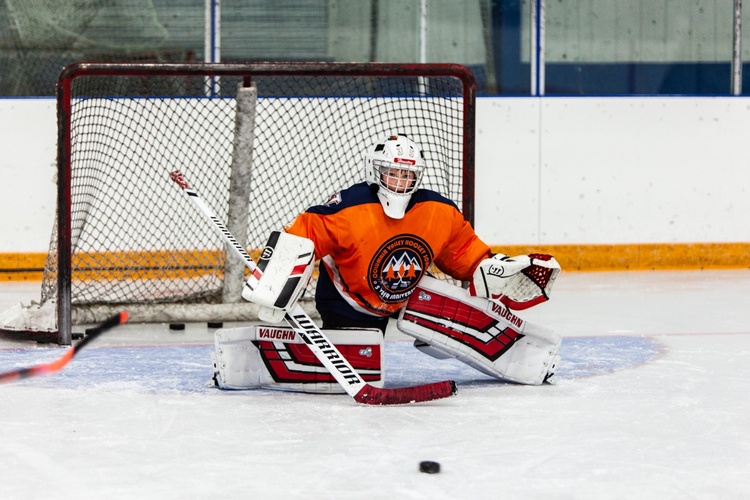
[241,231,315,323]
[471,253,561,310]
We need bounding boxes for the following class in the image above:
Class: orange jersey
[285,182,491,320]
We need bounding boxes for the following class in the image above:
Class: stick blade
[353,380,457,405]
[73,311,129,352]
[0,311,129,384]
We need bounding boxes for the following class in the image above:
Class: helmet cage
[371,158,423,196]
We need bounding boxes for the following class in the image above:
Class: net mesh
[44,64,472,327]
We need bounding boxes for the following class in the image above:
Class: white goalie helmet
[364,134,425,219]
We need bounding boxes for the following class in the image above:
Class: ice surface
[1,270,749,499]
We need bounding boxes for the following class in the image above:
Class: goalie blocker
[397,276,561,385]
[241,230,315,323]
[213,325,384,393]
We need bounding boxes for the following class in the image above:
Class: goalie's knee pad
[397,276,560,385]
[212,325,384,393]
[241,231,315,323]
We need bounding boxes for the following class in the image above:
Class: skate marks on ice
[0,335,661,393]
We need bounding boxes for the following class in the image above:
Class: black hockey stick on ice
[170,170,457,405]
[0,311,129,384]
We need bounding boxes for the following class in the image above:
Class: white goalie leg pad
[213,325,384,393]
[397,276,561,385]
[212,327,266,390]
[241,231,315,323]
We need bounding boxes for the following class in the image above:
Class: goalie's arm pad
[241,231,315,318]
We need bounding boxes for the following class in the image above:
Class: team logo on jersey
[324,191,342,206]
[368,234,433,303]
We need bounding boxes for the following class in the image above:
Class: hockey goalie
[214,134,561,392]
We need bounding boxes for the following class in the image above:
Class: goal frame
[55,62,477,345]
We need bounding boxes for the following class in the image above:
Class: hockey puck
[207,321,223,329]
[419,461,441,474]
[72,332,84,340]
[168,323,185,331]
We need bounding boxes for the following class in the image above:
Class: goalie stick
[170,170,457,405]
[0,312,129,384]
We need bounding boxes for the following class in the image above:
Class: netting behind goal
[9,62,476,344]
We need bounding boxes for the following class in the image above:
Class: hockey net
[0,62,475,344]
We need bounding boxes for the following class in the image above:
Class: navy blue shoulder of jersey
[305,182,379,215]
[305,182,460,215]
[408,188,460,212]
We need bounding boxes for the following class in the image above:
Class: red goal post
[5,62,476,345]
